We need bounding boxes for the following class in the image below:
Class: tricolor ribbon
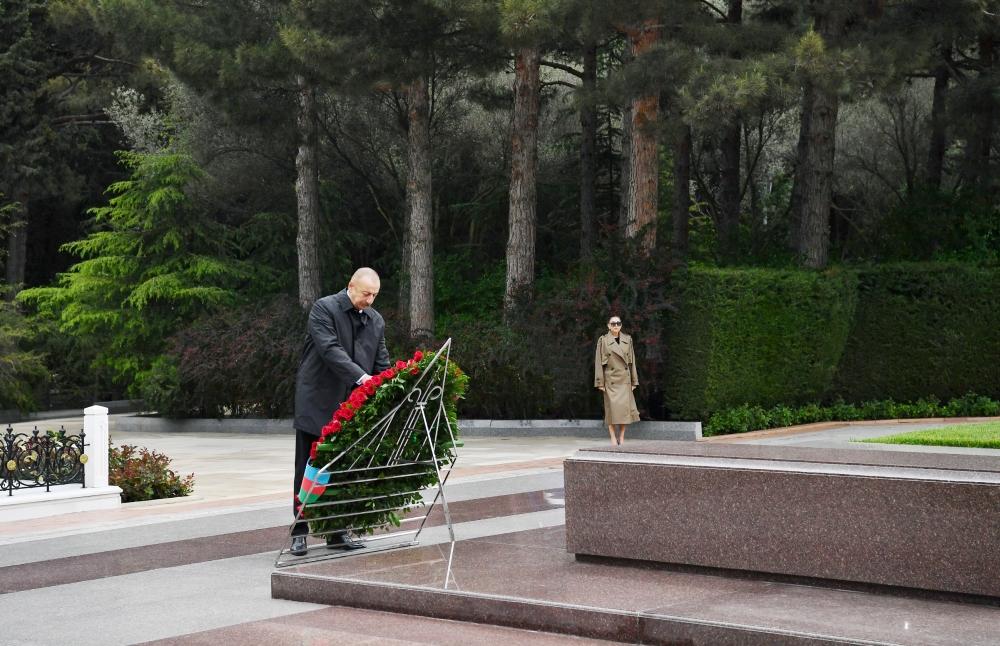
[297,462,332,505]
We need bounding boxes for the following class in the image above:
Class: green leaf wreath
[302,348,469,538]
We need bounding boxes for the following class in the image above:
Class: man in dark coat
[290,267,390,555]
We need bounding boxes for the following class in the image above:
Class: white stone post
[84,405,109,488]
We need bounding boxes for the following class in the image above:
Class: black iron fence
[1,425,88,495]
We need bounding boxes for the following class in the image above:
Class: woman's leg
[607,424,618,445]
[617,424,626,445]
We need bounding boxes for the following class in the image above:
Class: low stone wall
[111,415,701,440]
[564,442,1000,599]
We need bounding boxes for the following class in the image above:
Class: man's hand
[359,374,372,384]
[597,386,604,391]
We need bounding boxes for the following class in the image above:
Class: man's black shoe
[290,535,308,556]
[326,532,366,550]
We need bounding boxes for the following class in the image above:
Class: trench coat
[594,332,640,425]
[293,289,391,437]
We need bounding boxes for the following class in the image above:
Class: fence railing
[1,425,88,496]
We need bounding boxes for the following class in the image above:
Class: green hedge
[664,267,858,419]
[831,263,1000,403]
[666,263,1000,421]
[704,393,1000,436]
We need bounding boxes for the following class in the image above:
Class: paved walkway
[0,422,607,645]
[0,418,996,645]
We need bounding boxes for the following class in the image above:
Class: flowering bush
[109,442,195,503]
[303,349,468,537]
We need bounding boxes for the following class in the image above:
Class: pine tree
[283,0,499,338]
[500,0,560,320]
[789,0,885,269]
[96,0,322,307]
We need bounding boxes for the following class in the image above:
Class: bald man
[290,268,390,555]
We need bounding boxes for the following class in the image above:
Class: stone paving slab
[140,605,619,645]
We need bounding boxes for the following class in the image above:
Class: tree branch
[541,80,579,90]
[698,0,728,20]
[540,59,584,78]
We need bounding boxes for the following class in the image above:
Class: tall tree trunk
[579,40,598,260]
[624,21,661,255]
[406,76,434,341]
[671,124,692,264]
[718,123,741,262]
[963,33,995,191]
[717,0,743,263]
[295,75,322,309]
[925,48,950,190]
[4,193,28,300]
[618,102,632,234]
[794,80,839,269]
[503,46,541,321]
[788,97,810,252]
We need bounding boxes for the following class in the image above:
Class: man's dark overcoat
[294,289,391,436]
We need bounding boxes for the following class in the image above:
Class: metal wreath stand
[275,338,459,568]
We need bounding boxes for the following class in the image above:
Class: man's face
[348,278,380,310]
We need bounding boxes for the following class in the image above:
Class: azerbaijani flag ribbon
[297,462,332,505]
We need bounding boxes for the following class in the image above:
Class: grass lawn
[856,421,1000,449]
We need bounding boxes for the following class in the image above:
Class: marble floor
[274,526,1000,645]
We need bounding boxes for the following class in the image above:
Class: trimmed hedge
[664,267,858,420]
[704,393,1000,437]
[831,263,1000,403]
[666,263,1000,421]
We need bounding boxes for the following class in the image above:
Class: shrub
[144,294,305,418]
[704,393,1000,436]
[108,442,195,503]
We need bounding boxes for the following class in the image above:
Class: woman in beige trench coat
[594,315,640,445]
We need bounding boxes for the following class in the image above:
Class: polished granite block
[564,442,1000,598]
[271,527,1000,645]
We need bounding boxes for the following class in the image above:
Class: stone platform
[271,526,1000,645]
[564,442,1000,599]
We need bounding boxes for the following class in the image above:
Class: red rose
[410,367,419,375]
[395,360,406,370]
[330,421,341,433]
[309,441,318,460]
[370,375,383,386]
[379,369,392,379]
[414,350,423,361]
[341,407,355,421]
[363,381,377,396]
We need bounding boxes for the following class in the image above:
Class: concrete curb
[109,415,702,441]
[459,419,701,441]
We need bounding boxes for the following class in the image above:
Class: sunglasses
[609,321,622,326]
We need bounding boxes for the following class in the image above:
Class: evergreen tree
[17,152,270,393]
[96,0,321,306]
